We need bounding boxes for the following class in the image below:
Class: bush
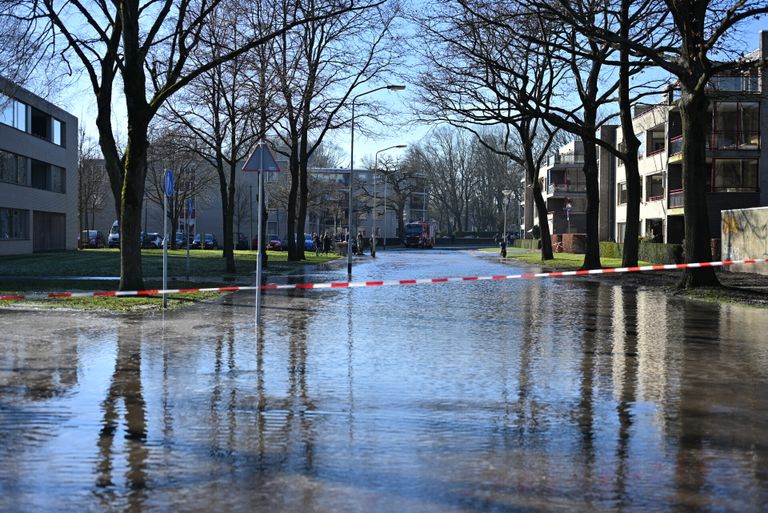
[598,240,682,264]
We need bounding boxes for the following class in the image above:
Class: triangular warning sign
[242,142,281,172]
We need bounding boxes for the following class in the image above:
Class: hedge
[599,241,683,264]
[513,239,540,250]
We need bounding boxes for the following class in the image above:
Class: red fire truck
[403,221,436,248]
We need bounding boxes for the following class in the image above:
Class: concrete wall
[721,206,768,275]
[0,77,79,255]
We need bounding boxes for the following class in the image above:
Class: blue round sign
[164,169,174,197]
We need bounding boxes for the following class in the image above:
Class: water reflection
[1,251,767,512]
[95,320,148,511]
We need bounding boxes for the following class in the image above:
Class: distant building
[0,77,78,255]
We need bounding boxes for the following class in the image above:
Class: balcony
[668,189,684,209]
[707,75,760,93]
[711,130,760,151]
[547,153,584,166]
[547,183,587,196]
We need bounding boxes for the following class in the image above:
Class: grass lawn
[0,248,339,311]
[478,248,650,269]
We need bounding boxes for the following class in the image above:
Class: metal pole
[383,178,387,251]
[185,199,190,280]
[256,144,265,325]
[347,100,355,277]
[371,155,377,258]
[162,193,168,309]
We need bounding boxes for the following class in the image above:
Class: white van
[107,220,120,248]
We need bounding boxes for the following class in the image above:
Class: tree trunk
[223,163,236,272]
[581,139,602,270]
[297,130,310,260]
[532,180,553,260]
[619,0,641,267]
[119,130,149,291]
[286,147,300,261]
[678,90,719,287]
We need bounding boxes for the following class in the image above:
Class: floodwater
[1,250,767,513]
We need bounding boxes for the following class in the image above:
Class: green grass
[0,248,339,312]
[479,248,650,269]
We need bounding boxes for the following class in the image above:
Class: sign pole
[163,192,168,309]
[256,161,264,326]
[185,198,191,280]
[162,169,174,309]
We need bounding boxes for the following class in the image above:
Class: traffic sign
[164,169,174,197]
[242,141,280,172]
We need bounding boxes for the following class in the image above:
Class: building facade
[0,77,79,255]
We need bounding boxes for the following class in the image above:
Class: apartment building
[0,77,78,255]
[615,31,767,244]
[539,126,617,240]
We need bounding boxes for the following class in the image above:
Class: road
[1,249,767,512]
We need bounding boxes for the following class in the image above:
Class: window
[30,107,50,140]
[635,132,645,158]
[617,183,628,205]
[711,159,758,192]
[645,174,664,201]
[617,222,626,243]
[51,166,66,193]
[0,207,29,240]
[0,150,28,186]
[0,94,27,131]
[713,102,760,150]
[52,118,65,146]
[647,126,665,155]
[30,159,66,193]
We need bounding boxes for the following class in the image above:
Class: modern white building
[0,77,79,255]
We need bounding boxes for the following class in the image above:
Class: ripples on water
[1,250,767,512]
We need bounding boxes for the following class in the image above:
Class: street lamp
[502,189,513,248]
[372,144,407,258]
[348,84,405,277]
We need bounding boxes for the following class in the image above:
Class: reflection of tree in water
[576,282,600,494]
[612,286,640,506]
[0,335,79,401]
[95,321,148,512]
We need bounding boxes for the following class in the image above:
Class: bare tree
[146,128,218,248]
[272,0,402,260]
[5,0,378,289]
[412,1,561,259]
[545,0,768,286]
[161,2,282,271]
[78,129,110,236]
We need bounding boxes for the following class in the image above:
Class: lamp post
[348,84,405,277]
[372,144,406,258]
[502,189,513,247]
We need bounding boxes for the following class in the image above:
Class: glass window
[0,150,28,186]
[31,160,48,190]
[0,93,13,126]
[0,207,29,240]
[635,133,645,158]
[15,101,26,132]
[617,183,627,205]
[645,174,664,201]
[712,159,759,192]
[51,166,66,193]
[617,222,626,244]
[52,118,63,146]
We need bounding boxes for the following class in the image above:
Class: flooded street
[1,249,767,512]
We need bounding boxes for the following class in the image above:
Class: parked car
[107,220,120,248]
[141,232,163,249]
[192,233,218,249]
[79,230,106,249]
[267,236,282,250]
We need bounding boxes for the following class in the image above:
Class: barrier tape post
[1,258,766,302]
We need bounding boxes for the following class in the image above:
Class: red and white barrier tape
[1,258,766,301]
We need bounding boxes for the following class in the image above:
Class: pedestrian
[313,232,321,256]
[323,232,331,255]
[356,232,364,256]
[500,239,507,258]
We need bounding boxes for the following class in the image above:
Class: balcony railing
[707,75,760,93]
[669,135,683,156]
[711,130,760,150]
[547,153,585,166]
[668,189,684,208]
[547,183,587,195]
